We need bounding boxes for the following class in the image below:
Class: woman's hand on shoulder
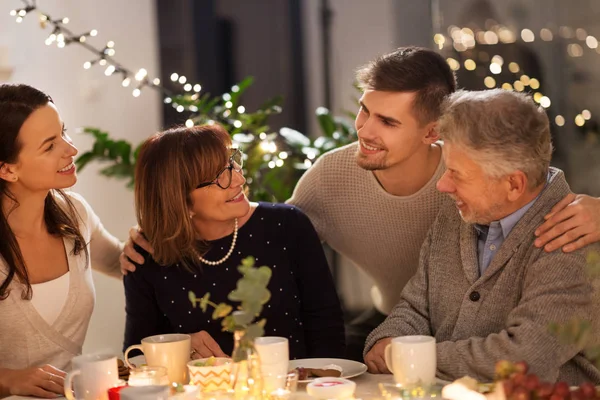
[0,365,66,398]
[120,225,155,275]
[190,330,228,359]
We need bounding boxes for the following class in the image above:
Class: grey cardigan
[365,168,600,384]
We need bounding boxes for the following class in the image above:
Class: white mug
[124,333,191,384]
[64,353,118,400]
[120,385,170,400]
[384,335,436,387]
[254,336,289,392]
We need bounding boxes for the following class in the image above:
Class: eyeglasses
[195,148,244,190]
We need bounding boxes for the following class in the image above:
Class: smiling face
[354,90,435,171]
[436,142,510,224]
[188,152,251,225]
[0,103,78,192]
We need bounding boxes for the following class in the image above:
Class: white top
[30,272,70,326]
[0,191,123,371]
[287,142,450,314]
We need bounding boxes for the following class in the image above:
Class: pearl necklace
[196,218,238,266]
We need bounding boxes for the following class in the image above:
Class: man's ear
[506,171,528,202]
[0,162,18,183]
[423,122,440,144]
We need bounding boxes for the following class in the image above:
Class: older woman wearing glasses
[123,124,345,360]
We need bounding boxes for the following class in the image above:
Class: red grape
[538,382,554,398]
[580,382,597,399]
[549,395,565,400]
[514,361,529,374]
[524,374,540,391]
[512,387,531,400]
[553,382,570,397]
[502,379,515,397]
[513,372,527,387]
[572,388,586,400]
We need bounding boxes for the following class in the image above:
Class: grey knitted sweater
[287,142,450,314]
[365,168,600,385]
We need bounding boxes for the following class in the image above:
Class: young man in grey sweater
[364,89,600,384]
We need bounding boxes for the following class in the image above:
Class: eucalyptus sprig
[188,256,272,351]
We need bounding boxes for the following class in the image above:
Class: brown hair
[356,46,457,125]
[134,124,231,267]
[0,83,88,300]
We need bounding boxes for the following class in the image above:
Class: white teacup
[254,337,289,392]
[384,335,436,387]
[64,353,118,400]
[124,333,191,384]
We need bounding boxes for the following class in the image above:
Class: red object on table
[108,384,128,400]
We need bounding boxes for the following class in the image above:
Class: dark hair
[135,124,231,268]
[0,84,88,300]
[356,46,457,125]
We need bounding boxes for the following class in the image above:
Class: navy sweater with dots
[123,203,345,359]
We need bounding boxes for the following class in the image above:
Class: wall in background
[0,0,161,355]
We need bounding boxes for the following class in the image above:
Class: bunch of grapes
[494,360,598,400]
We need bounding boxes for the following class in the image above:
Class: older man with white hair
[364,89,600,384]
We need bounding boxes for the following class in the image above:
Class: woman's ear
[0,162,17,183]
[423,122,440,144]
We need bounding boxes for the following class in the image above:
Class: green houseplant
[74,77,357,201]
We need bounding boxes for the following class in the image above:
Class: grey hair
[438,89,553,189]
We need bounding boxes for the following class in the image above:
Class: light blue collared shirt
[474,198,537,276]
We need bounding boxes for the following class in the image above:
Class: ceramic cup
[64,353,119,400]
[124,333,191,384]
[254,336,289,392]
[384,335,436,388]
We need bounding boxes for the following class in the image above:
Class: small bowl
[187,357,233,392]
[306,377,356,399]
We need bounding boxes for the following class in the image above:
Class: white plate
[127,354,146,366]
[289,358,368,383]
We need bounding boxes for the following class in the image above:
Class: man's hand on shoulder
[364,337,392,374]
[120,226,154,275]
[535,194,600,253]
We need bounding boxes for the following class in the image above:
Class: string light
[521,29,535,42]
[582,110,592,120]
[484,77,496,88]
[529,78,540,90]
[540,96,551,108]
[437,24,597,129]
[586,36,598,49]
[9,2,171,99]
[540,28,553,41]
[508,62,520,73]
